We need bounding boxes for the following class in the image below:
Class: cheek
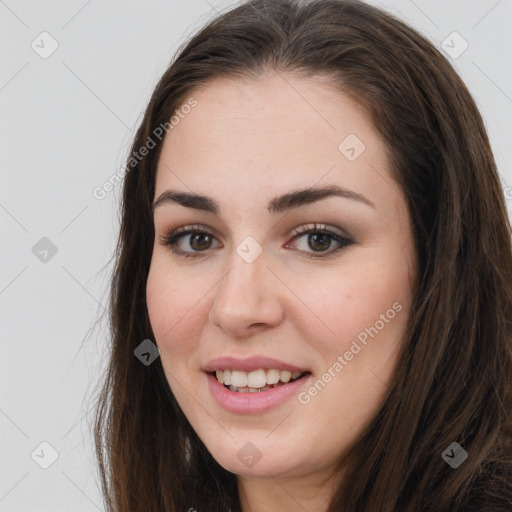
[288,259,411,357]
[146,260,205,359]
[291,262,411,436]
[146,263,206,413]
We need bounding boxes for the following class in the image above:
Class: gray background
[1,0,511,510]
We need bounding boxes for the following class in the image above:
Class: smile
[205,372,311,414]
[214,368,306,392]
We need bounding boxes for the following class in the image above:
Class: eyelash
[158,223,354,260]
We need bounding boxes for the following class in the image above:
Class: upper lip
[202,355,310,373]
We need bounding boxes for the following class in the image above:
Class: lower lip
[206,372,311,414]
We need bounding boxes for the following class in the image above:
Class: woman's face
[146,72,416,483]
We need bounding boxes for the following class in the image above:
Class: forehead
[161,72,375,151]
[154,72,396,213]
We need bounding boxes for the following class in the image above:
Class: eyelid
[290,222,351,239]
[161,222,350,241]
[167,224,218,237]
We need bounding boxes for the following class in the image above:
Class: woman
[93,0,512,510]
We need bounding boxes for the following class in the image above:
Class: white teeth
[214,368,306,389]
[267,368,280,385]
[280,370,291,383]
[231,370,248,387]
[247,369,267,388]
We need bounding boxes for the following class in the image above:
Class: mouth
[203,355,312,412]
[210,368,311,393]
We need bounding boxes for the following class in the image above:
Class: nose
[208,247,285,337]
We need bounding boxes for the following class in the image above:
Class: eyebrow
[151,184,375,214]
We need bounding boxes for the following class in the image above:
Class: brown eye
[189,233,213,251]
[160,223,353,260]
[307,233,333,252]
[160,226,221,259]
[288,224,354,259]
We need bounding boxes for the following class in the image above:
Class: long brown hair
[93,0,512,510]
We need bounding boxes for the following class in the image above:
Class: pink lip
[206,372,312,414]
[202,355,310,373]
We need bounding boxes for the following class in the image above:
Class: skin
[146,71,417,511]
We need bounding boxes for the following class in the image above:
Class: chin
[200,433,311,478]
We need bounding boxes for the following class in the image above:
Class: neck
[237,466,340,512]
